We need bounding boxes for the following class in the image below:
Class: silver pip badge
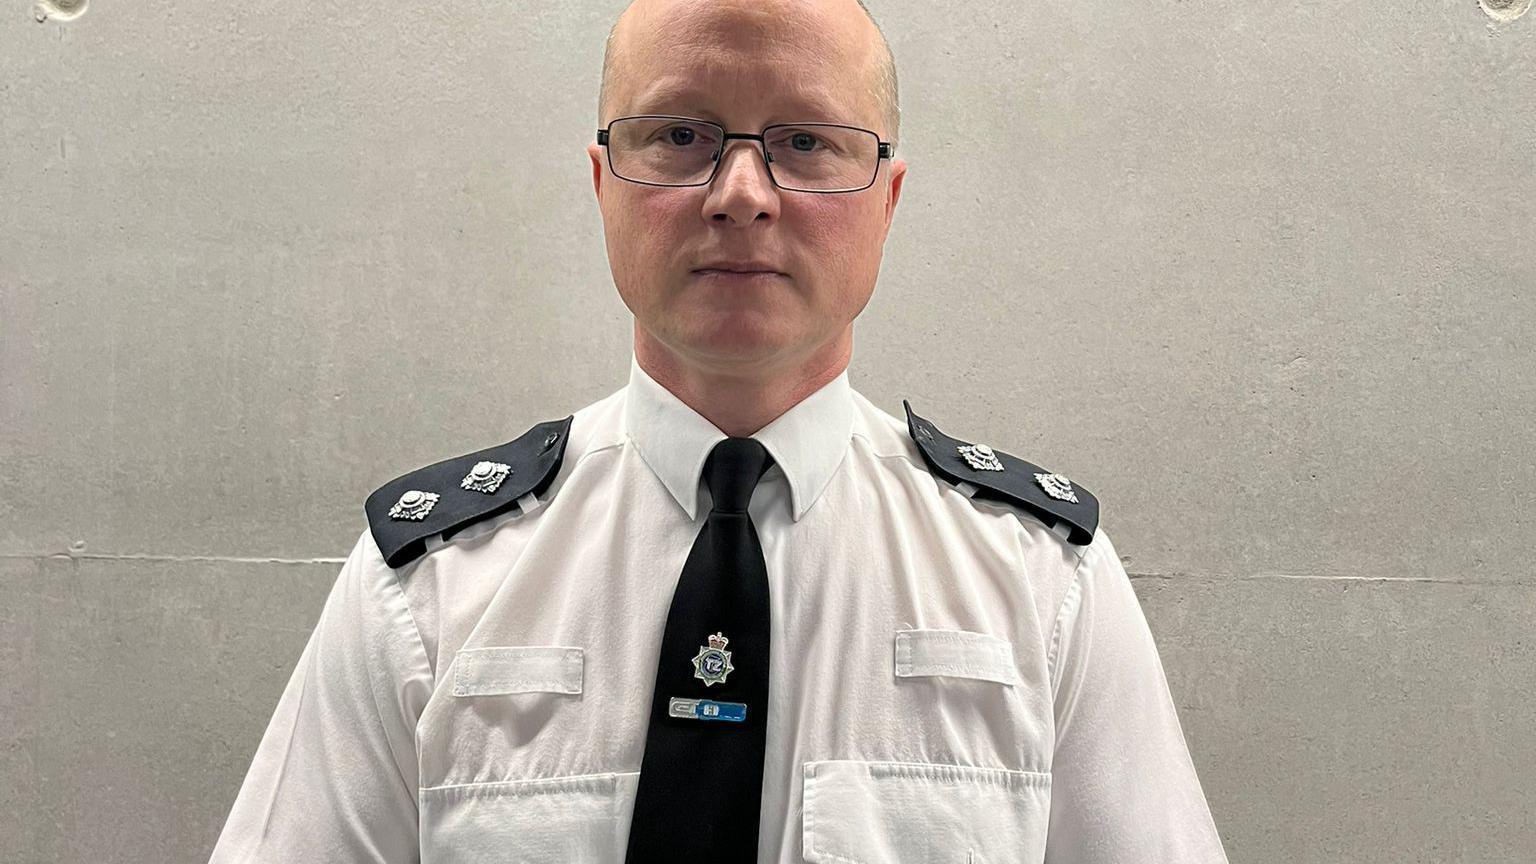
[461,460,511,494]
[957,442,1005,472]
[691,631,735,687]
[1034,471,1080,503]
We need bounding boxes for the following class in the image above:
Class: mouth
[692,268,785,277]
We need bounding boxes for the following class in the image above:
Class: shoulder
[364,416,574,569]
[899,399,1100,547]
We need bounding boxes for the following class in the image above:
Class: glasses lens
[607,117,722,186]
[607,118,879,191]
[763,124,879,192]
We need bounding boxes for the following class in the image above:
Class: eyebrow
[629,82,843,119]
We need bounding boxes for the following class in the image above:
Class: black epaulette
[364,416,574,568]
[903,400,1099,545]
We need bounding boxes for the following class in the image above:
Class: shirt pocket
[420,770,640,863]
[893,628,1020,686]
[802,760,1050,864]
[452,645,584,696]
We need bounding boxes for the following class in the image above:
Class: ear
[588,141,606,201]
[883,157,907,233]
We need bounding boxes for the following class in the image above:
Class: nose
[711,138,776,191]
[703,138,779,223]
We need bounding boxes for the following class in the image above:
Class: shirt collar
[622,352,854,522]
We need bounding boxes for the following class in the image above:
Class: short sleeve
[208,529,434,864]
[1043,528,1229,864]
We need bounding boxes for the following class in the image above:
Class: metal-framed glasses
[596,115,894,193]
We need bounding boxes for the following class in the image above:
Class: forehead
[615,0,872,120]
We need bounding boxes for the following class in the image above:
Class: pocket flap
[420,771,638,859]
[803,759,1050,863]
[893,628,1019,686]
[452,645,584,696]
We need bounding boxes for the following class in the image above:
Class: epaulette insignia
[903,400,1099,545]
[365,416,574,568]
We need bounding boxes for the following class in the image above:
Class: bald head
[597,0,900,148]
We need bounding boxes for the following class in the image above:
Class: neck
[634,324,851,437]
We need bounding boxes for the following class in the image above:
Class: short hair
[598,0,901,149]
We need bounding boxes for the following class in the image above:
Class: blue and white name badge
[669,696,747,723]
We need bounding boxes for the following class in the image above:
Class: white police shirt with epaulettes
[208,353,1230,864]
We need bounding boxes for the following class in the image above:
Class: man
[209,0,1230,861]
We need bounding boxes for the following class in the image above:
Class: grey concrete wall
[3,1,1532,861]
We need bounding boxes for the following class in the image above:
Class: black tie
[624,437,776,863]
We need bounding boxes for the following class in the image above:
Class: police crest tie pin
[692,631,735,686]
[668,631,748,723]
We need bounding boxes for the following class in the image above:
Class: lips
[694,259,785,274]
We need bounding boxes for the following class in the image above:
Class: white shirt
[209,354,1229,863]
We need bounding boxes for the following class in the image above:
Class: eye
[652,122,718,148]
[768,127,835,155]
[787,131,821,152]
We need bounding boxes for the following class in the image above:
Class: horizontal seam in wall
[0,553,348,565]
[0,554,1525,585]
[1129,572,1526,586]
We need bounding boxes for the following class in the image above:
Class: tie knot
[703,437,774,513]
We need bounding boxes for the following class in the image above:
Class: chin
[684,322,790,362]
